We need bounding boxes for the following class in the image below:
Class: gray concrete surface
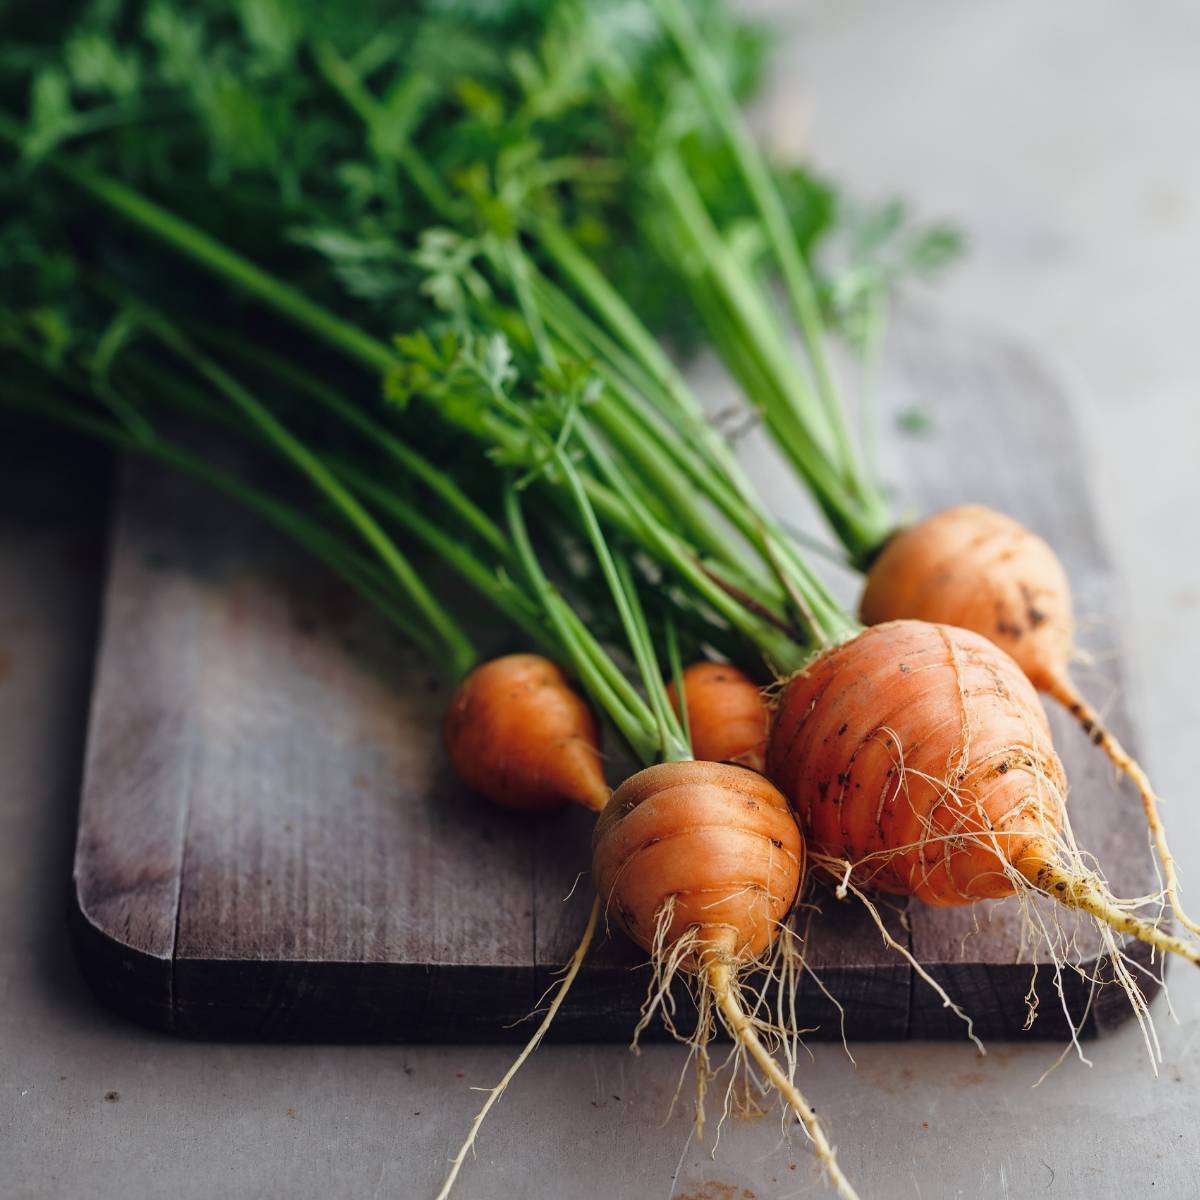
[4,2,1200,1197]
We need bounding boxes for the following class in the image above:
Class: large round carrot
[593,760,856,1200]
[768,620,1200,969]
[443,653,608,813]
[667,661,769,773]
[860,504,1198,934]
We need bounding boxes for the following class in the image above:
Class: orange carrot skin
[444,654,609,814]
[768,620,1066,906]
[860,505,1073,693]
[667,662,769,773]
[592,760,804,963]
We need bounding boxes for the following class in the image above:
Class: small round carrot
[443,653,608,814]
[666,661,769,773]
[593,760,803,958]
[768,620,1200,972]
[593,759,856,1200]
[860,506,1072,698]
[860,504,1199,936]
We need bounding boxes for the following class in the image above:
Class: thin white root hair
[434,895,601,1200]
[1033,974,1099,1088]
[817,853,986,1055]
[632,895,701,1053]
[798,905,855,1066]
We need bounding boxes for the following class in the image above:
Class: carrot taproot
[860,504,1199,936]
[593,759,856,1200]
[767,619,1200,978]
[667,661,769,773]
[443,653,609,814]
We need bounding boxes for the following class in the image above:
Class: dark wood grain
[70,314,1160,1041]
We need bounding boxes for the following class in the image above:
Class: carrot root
[667,661,770,773]
[443,654,609,814]
[594,762,852,1193]
[631,904,857,1198]
[770,621,1190,1071]
[1045,671,1200,939]
[434,896,601,1200]
[861,508,1199,938]
[702,934,860,1200]
[822,841,1173,1071]
[1024,859,1200,967]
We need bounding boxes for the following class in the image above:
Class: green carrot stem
[504,484,661,766]
[184,324,511,560]
[576,423,810,672]
[482,386,797,646]
[674,252,880,557]
[524,260,811,614]
[554,449,689,761]
[652,151,835,455]
[428,395,782,641]
[653,149,892,561]
[11,121,842,615]
[651,579,748,669]
[495,252,784,595]
[535,217,691,408]
[15,346,645,683]
[495,238,558,369]
[615,553,690,760]
[567,409,681,541]
[532,284,785,595]
[651,0,857,479]
[525,269,667,413]
[40,165,743,612]
[529,223,848,609]
[310,40,456,219]
[532,219,769,503]
[329,459,552,654]
[1,117,853,657]
[587,393,735,567]
[554,599,655,723]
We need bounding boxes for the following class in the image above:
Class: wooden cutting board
[69,313,1161,1042]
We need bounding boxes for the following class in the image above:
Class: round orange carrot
[443,653,609,814]
[770,619,1062,904]
[593,759,803,958]
[666,661,769,773]
[861,505,1072,696]
[860,504,1198,934]
[592,760,857,1199]
[767,620,1200,968]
